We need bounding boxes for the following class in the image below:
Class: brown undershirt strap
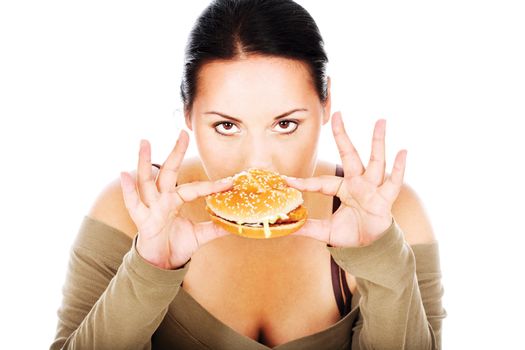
[330,163,352,317]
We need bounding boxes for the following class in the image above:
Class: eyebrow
[203,108,308,123]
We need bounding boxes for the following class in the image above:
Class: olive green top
[50,215,446,349]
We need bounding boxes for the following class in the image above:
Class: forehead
[194,55,317,111]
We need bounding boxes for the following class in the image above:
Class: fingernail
[283,175,296,180]
[219,176,233,183]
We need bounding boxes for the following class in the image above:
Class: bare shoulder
[87,156,204,238]
[315,159,338,177]
[391,178,437,245]
[339,165,436,245]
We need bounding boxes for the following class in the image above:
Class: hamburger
[205,168,308,239]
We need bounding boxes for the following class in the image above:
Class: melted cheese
[236,212,289,226]
[266,212,289,224]
[234,212,291,238]
[263,219,270,238]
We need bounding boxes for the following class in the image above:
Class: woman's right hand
[119,130,234,269]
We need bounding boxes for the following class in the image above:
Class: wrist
[359,217,395,247]
[136,236,173,270]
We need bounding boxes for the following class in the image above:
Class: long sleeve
[50,216,191,350]
[326,218,446,350]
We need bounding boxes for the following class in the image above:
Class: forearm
[352,266,437,349]
[51,237,190,350]
[327,219,443,349]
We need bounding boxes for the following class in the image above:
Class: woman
[51,0,445,349]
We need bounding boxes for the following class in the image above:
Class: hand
[120,130,234,269]
[283,112,407,247]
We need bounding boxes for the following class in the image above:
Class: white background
[1,0,524,348]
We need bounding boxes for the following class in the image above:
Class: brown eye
[274,120,299,134]
[214,122,240,135]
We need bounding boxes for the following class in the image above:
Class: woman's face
[186,55,331,181]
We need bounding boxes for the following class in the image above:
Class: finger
[170,178,234,208]
[283,175,345,198]
[193,220,231,247]
[364,119,386,186]
[331,111,365,177]
[157,130,189,193]
[137,139,160,205]
[120,171,149,225]
[379,149,407,201]
[291,218,331,243]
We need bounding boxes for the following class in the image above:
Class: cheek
[193,127,240,174]
[284,128,319,154]
[265,125,322,177]
[276,125,321,173]
[195,128,230,155]
[282,122,320,149]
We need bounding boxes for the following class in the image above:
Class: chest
[180,236,343,347]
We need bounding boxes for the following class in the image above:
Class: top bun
[205,168,304,224]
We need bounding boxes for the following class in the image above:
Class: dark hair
[180,0,329,115]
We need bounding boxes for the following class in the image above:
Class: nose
[244,136,275,172]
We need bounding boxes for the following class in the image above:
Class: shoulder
[315,159,338,177]
[87,156,204,238]
[332,164,436,245]
[390,178,437,245]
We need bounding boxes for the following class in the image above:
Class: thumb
[193,220,230,247]
[291,218,331,244]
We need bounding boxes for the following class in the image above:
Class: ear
[184,108,193,131]
[322,76,332,125]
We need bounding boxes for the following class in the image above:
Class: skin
[119,54,332,269]
[120,53,406,268]
[185,54,407,247]
[112,53,432,347]
[185,55,330,182]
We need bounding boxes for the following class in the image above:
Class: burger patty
[207,204,307,226]
[273,205,307,224]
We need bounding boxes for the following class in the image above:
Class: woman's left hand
[283,111,407,247]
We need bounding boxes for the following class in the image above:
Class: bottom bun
[208,211,307,239]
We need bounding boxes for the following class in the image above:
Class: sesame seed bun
[205,168,308,239]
